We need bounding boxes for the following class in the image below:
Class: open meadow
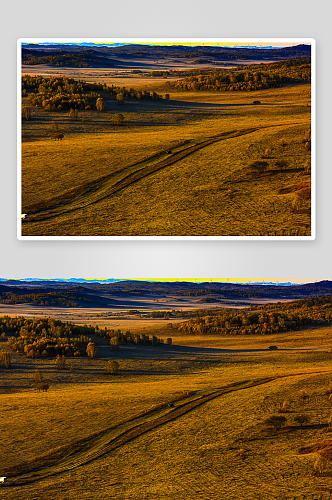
[21,55,312,237]
[1,323,332,499]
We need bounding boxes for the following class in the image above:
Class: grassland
[21,81,311,236]
[2,323,332,499]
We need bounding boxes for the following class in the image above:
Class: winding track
[2,376,278,486]
[23,122,302,223]
[2,369,327,487]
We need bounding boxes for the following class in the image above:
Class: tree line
[170,288,261,298]
[22,51,100,68]
[177,296,332,336]
[168,58,310,93]
[0,290,105,307]
[148,308,223,319]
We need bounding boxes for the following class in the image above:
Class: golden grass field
[2,323,332,499]
[21,80,312,237]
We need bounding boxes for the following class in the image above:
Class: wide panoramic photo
[19,39,314,238]
[1,278,332,498]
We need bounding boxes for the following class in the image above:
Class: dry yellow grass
[21,83,311,236]
[1,324,332,499]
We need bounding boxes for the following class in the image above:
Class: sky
[0,278,321,285]
[21,40,304,49]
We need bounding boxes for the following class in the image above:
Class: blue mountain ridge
[0,278,315,286]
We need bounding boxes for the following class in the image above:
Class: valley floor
[21,84,312,237]
[1,325,332,499]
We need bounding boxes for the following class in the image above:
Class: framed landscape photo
[18,38,315,239]
[2,277,332,498]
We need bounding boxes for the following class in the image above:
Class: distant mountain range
[0,278,121,285]
[21,43,311,68]
[0,278,312,286]
[0,279,331,296]
[0,280,330,308]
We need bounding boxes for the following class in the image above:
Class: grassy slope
[2,325,332,499]
[21,84,311,236]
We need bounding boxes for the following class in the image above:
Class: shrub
[264,415,287,430]
[22,105,31,121]
[304,160,311,173]
[55,354,66,370]
[294,414,310,426]
[299,389,309,401]
[250,160,268,173]
[281,401,289,412]
[105,360,119,375]
[112,113,124,126]
[69,108,78,121]
[166,338,172,345]
[314,455,328,474]
[274,159,288,170]
[116,93,124,105]
[291,195,303,213]
[110,337,119,350]
[34,369,44,383]
[51,121,58,133]
[327,415,332,429]
[0,351,11,368]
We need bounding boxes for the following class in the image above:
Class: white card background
[1,0,331,280]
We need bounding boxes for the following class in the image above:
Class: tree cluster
[0,315,170,361]
[1,315,91,358]
[22,75,167,114]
